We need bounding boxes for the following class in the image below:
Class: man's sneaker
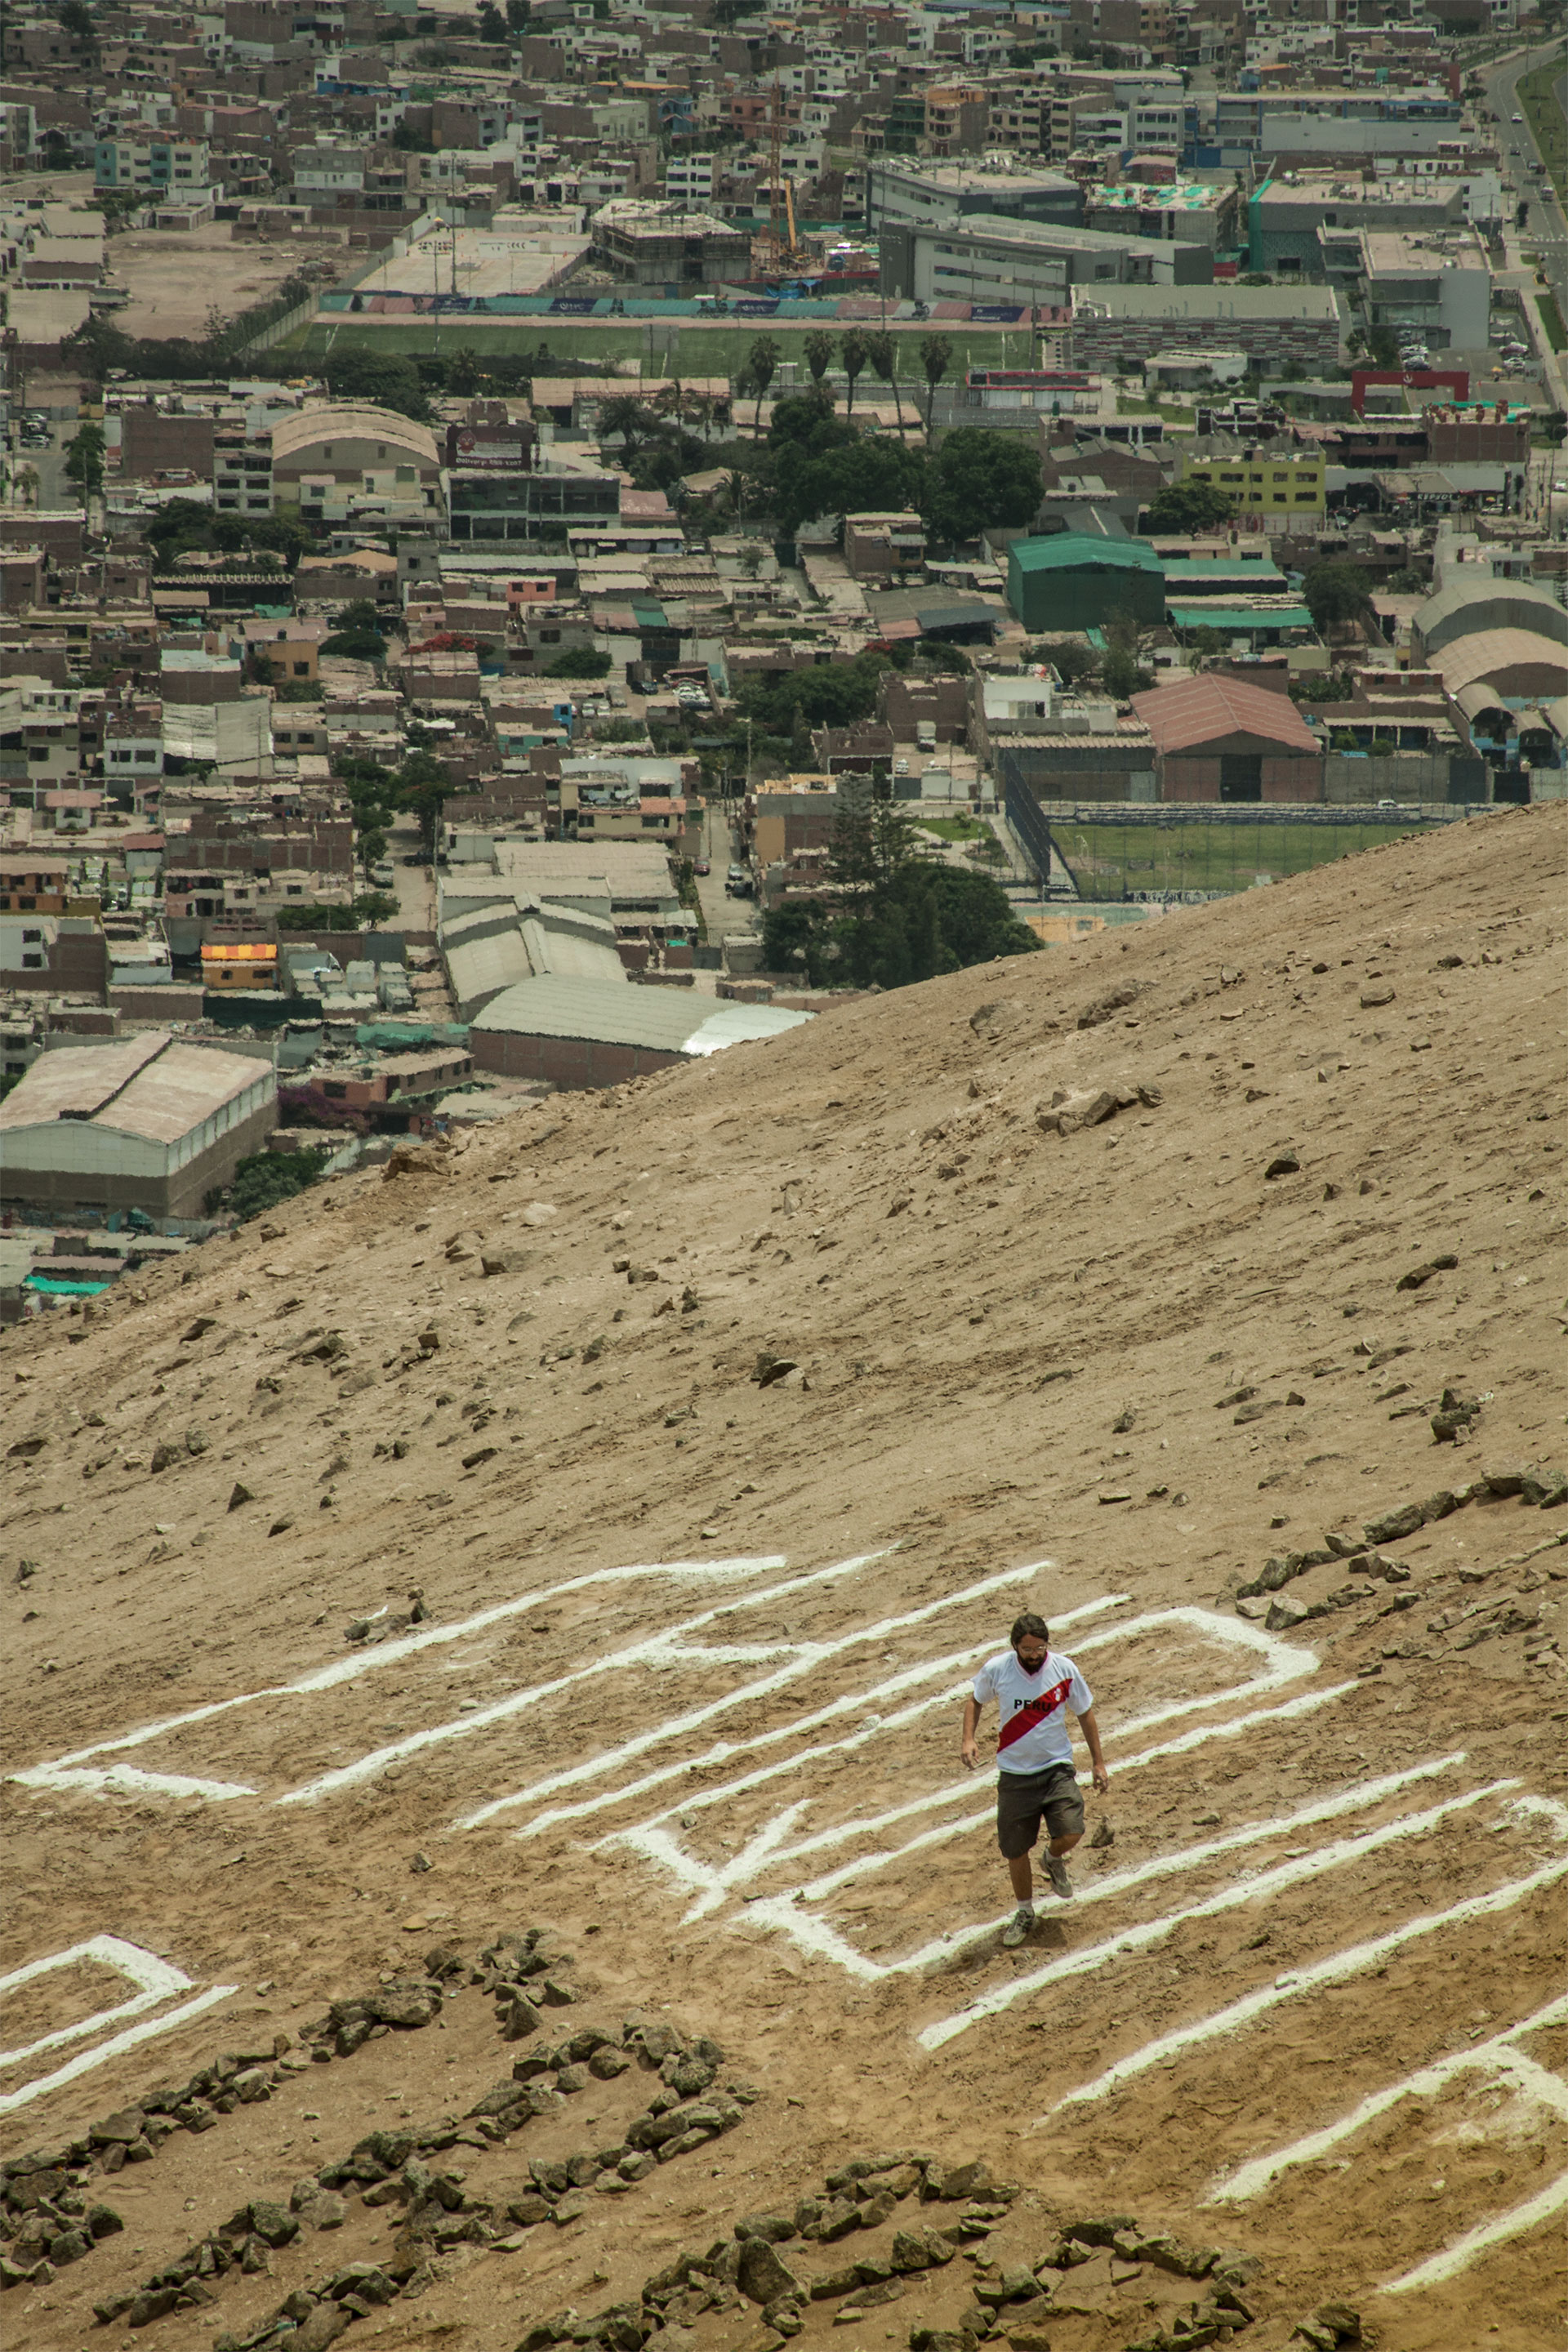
[1001,1904,1035,1949]
[1045,1853,1074,1901]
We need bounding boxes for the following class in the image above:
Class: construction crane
[756,72,808,278]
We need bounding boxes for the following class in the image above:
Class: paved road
[1486,47,1568,332]
[694,795,761,956]
[8,416,74,510]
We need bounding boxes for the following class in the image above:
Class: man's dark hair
[1010,1612,1049,1647]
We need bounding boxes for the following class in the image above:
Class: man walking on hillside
[961,1610,1109,1948]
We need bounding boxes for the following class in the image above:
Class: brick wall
[122,410,216,483]
[470,1027,686,1087]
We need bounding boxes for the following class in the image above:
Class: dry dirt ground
[2,804,1565,2352]
[106,226,318,341]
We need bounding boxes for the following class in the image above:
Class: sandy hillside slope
[2,803,1565,2352]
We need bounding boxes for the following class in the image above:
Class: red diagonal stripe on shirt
[996,1675,1071,1752]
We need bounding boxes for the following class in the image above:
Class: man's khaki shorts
[996,1762,1085,1859]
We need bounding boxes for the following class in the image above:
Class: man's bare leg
[1002,1851,1035,1945]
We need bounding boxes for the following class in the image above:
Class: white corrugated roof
[472,976,811,1056]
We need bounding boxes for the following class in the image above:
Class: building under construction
[590,200,751,290]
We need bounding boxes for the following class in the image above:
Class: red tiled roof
[1130,674,1320,756]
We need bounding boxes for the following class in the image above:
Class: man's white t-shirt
[973,1648,1094,1775]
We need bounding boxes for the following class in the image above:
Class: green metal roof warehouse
[1006,533,1165,635]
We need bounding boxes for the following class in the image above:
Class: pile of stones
[93,1940,754,2342]
[1233,1470,1566,1632]
[506,2169,1305,2352]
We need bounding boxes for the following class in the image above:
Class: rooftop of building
[1130,673,1321,754]
[470,973,812,1057]
[871,157,1079,192]
[0,1031,271,1147]
[1010,532,1163,574]
[1359,228,1490,270]
[1091,180,1232,213]
[270,404,441,466]
[1075,283,1342,318]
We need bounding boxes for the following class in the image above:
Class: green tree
[1303,559,1374,635]
[925,430,1040,542]
[57,0,96,39]
[1366,323,1400,370]
[771,432,926,537]
[746,333,781,436]
[333,599,394,636]
[770,799,1040,988]
[1143,479,1236,534]
[227,1147,331,1223]
[447,345,481,396]
[737,647,893,733]
[319,628,389,661]
[1101,604,1152,701]
[477,0,507,35]
[1038,638,1098,688]
[840,327,868,419]
[323,348,430,421]
[506,0,531,21]
[546,645,612,678]
[918,333,952,434]
[803,328,836,405]
[63,421,105,497]
[394,748,450,854]
[865,332,905,437]
[597,393,655,454]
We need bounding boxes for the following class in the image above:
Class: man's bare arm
[960,1694,982,1770]
[1076,1704,1110,1793]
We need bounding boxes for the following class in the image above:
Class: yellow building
[1177,437,1325,533]
[201,942,278,991]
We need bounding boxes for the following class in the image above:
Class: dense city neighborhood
[0,0,1565,1277]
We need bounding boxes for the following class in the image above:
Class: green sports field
[1052,816,1423,902]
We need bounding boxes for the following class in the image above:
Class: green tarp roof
[1010,533,1160,573]
[1167,604,1314,631]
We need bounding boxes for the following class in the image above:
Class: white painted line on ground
[0,1984,238,2118]
[586,1608,1339,1964]
[0,1936,197,2072]
[1025,1796,1568,2108]
[6,1557,789,1800]
[921,1777,1522,2048]
[16,1765,261,1802]
[1206,1988,1568,2299]
[799,1682,1360,1904]
[283,1552,902,1810]
[453,1553,1037,1831]
[755,1757,1477,1994]
[556,1594,1129,1862]
[1209,1993,1568,2204]
[1381,2161,1568,2296]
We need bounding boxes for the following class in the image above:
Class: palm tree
[804,327,836,408]
[597,393,653,455]
[919,333,952,436]
[746,334,781,437]
[14,466,40,509]
[650,377,685,428]
[866,332,906,438]
[840,327,868,419]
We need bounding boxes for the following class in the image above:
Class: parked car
[693,857,710,875]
